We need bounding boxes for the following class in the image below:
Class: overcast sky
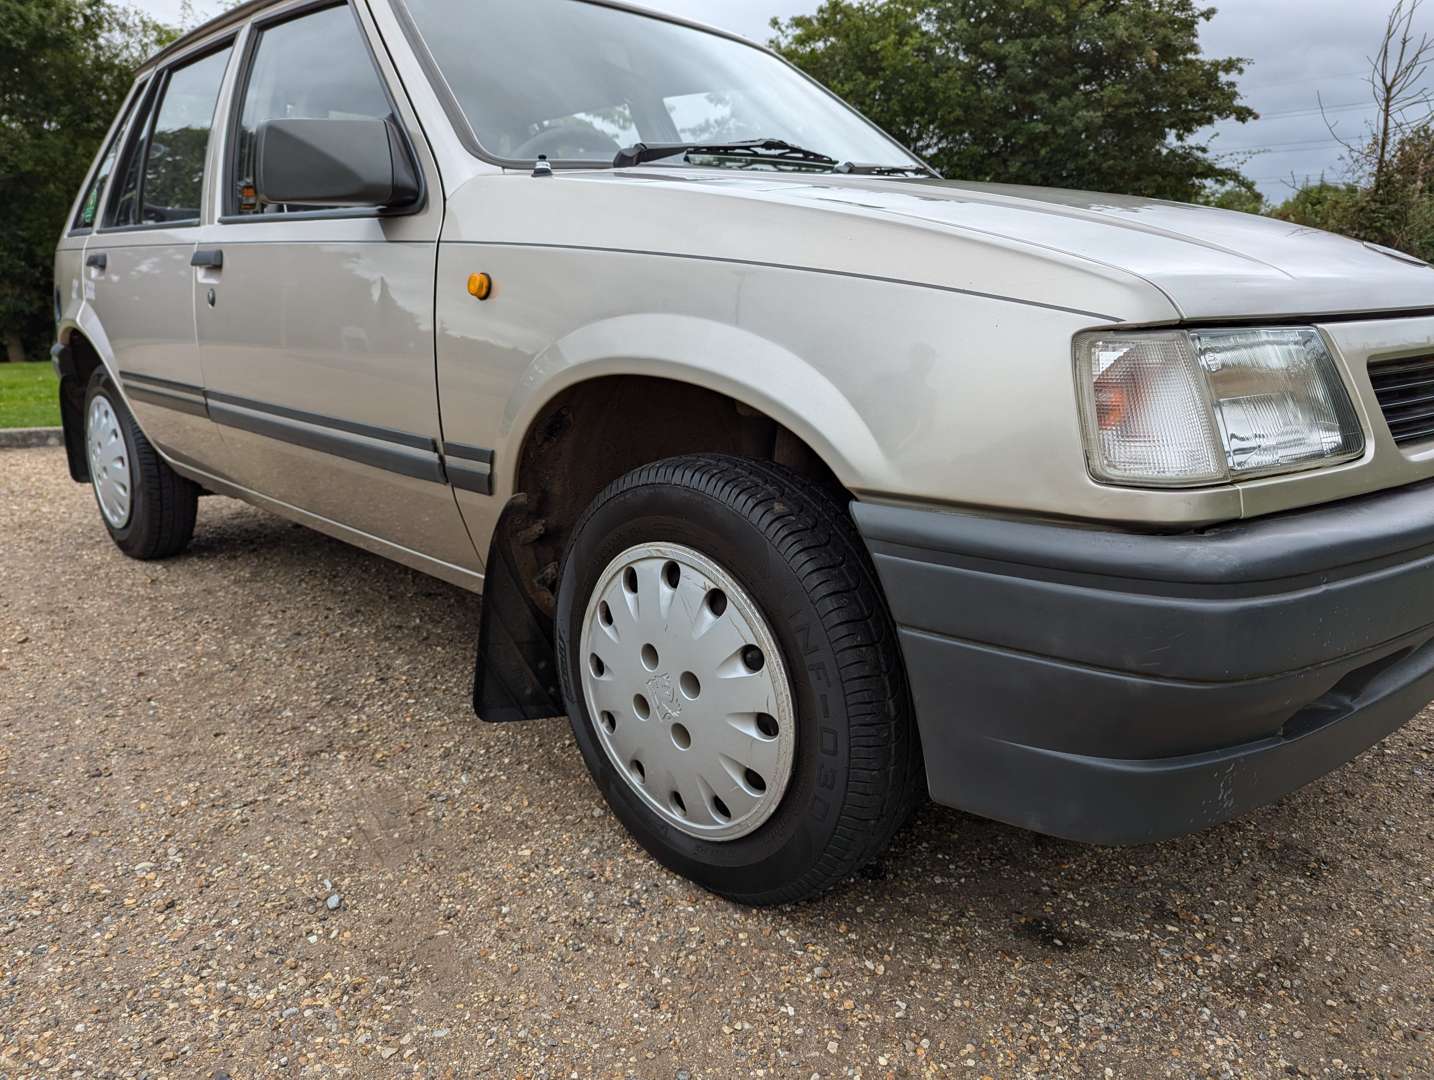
[132,0,1430,202]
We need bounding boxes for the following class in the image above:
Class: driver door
[193,0,479,575]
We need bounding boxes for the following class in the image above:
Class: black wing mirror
[254,117,421,210]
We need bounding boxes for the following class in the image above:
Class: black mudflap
[473,496,565,722]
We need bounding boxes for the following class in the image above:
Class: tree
[1323,0,1434,186]
[1276,125,1434,263]
[0,0,173,362]
[771,0,1257,202]
[1278,1,1434,263]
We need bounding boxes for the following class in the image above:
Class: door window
[108,45,233,228]
[74,80,148,232]
[106,86,157,228]
[231,5,394,215]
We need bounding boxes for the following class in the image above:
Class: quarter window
[231,5,393,215]
[108,45,233,228]
[74,81,148,231]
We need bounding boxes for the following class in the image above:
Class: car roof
[143,0,760,72]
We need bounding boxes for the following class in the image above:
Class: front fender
[497,314,885,493]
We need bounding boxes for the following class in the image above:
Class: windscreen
[399,0,917,169]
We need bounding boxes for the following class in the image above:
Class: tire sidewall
[557,477,857,900]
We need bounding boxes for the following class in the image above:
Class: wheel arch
[474,316,885,724]
[54,317,116,483]
[495,315,884,498]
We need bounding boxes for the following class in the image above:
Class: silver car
[53,0,1434,904]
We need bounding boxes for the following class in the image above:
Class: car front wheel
[556,455,922,905]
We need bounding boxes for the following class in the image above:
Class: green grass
[0,362,61,429]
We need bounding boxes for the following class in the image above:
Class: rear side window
[74,80,147,232]
[108,45,233,228]
[230,4,393,215]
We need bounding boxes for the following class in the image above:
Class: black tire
[556,454,923,905]
[84,370,198,560]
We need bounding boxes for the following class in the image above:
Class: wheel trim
[579,543,797,842]
[87,394,132,529]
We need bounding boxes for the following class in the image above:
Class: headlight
[1075,327,1365,487]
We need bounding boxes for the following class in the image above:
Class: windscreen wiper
[613,139,838,169]
[834,161,938,178]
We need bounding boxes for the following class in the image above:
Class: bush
[1270,182,1363,235]
[1270,127,1434,263]
[1199,183,1267,215]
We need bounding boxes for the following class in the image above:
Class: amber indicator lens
[467,272,493,300]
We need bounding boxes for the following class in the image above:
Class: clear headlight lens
[1075,327,1365,487]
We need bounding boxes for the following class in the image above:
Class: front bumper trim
[854,484,1434,844]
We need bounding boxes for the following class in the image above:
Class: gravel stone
[1,447,1432,1078]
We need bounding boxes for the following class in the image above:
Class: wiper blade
[834,161,937,177]
[614,139,838,169]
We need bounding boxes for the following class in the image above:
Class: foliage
[1198,182,1267,215]
[1272,127,1434,262]
[141,126,214,221]
[1327,0,1434,186]
[770,0,1257,201]
[1269,2,1434,263]
[0,0,172,361]
[1268,0,1430,257]
[0,362,61,428]
[1269,182,1362,235]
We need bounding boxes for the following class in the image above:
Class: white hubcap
[88,394,132,529]
[579,543,797,841]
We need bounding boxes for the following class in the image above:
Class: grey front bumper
[853,482,1434,844]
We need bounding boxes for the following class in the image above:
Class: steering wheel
[514,121,623,161]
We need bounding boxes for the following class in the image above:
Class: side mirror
[254,117,421,210]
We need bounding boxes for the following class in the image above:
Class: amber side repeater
[467,272,493,301]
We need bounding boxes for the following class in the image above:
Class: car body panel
[182,0,480,573]
[55,72,151,415]
[181,448,487,590]
[434,206,1241,552]
[55,0,1434,549]
[86,229,234,473]
[49,0,1434,855]
[65,32,239,476]
[796,178,1434,322]
[192,220,481,572]
[433,169,1434,536]
[438,170,1180,326]
[52,247,88,354]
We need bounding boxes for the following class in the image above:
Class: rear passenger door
[88,41,235,474]
[193,0,479,575]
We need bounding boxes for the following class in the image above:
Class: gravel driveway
[1,446,1431,1079]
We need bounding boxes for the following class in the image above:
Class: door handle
[86,253,107,271]
[191,249,224,270]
